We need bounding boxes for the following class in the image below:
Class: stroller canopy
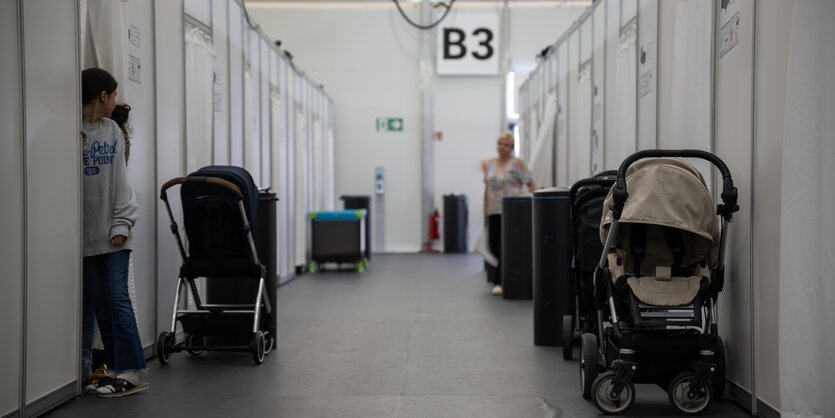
[600,158,720,268]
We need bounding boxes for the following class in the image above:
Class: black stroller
[581,150,738,414]
[157,166,273,365]
[562,170,617,360]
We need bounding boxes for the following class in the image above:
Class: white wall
[249,4,586,252]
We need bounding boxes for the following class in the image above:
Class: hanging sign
[436,12,500,76]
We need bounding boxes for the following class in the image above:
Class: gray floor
[48,254,750,417]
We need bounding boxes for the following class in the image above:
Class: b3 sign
[436,12,499,76]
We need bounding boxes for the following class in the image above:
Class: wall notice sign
[128,55,141,85]
[639,70,653,99]
[376,118,403,132]
[436,12,499,75]
[720,0,741,60]
[129,25,141,48]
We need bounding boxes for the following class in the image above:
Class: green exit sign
[376,117,403,132]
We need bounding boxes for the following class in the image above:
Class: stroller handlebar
[160,176,243,201]
[612,149,739,221]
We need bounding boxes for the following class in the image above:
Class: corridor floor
[49,254,749,417]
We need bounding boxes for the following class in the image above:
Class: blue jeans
[82,250,146,374]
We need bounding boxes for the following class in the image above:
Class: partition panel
[592,4,606,174]
[566,32,579,185]
[124,0,157,351]
[0,0,23,414]
[555,42,569,186]
[603,0,621,170]
[714,0,755,401]
[637,0,658,150]
[154,0,185,335]
[212,0,230,164]
[260,36,271,189]
[228,0,243,166]
[22,0,81,406]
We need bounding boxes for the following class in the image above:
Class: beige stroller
[580,150,739,415]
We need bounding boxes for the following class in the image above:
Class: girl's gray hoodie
[82,117,138,257]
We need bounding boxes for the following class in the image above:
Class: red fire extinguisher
[421,208,441,253]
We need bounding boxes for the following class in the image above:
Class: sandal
[84,366,111,394]
[96,377,149,398]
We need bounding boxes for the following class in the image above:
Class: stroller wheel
[186,334,206,356]
[580,333,599,399]
[252,331,266,365]
[668,371,712,415]
[264,332,274,355]
[157,332,173,365]
[562,315,574,360]
[591,371,635,414]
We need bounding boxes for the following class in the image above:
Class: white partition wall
[228,0,244,167]
[154,0,185,335]
[123,0,157,353]
[715,0,756,408]
[591,3,606,174]
[212,0,230,164]
[576,18,593,180]
[0,1,23,415]
[556,42,569,186]
[22,0,82,413]
[260,36,271,190]
[636,0,658,150]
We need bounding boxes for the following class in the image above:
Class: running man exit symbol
[376,117,403,132]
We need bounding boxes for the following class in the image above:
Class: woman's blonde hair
[497,132,514,147]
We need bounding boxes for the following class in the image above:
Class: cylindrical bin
[532,187,573,346]
[443,194,468,253]
[501,196,532,300]
[207,191,278,339]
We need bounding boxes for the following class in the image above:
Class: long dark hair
[81,68,118,105]
[109,104,132,165]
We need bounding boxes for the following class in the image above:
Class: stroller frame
[562,171,617,360]
[583,150,739,414]
[157,174,273,365]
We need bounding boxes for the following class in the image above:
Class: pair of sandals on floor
[85,367,148,398]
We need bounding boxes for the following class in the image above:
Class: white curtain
[576,62,593,182]
[669,0,712,178]
[82,0,128,102]
[612,19,637,168]
[294,107,307,267]
[528,94,557,188]
[184,23,215,174]
[325,125,335,210]
[312,117,324,211]
[778,1,835,416]
[243,67,260,185]
[270,90,285,279]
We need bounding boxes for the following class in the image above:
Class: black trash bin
[532,187,573,346]
[501,196,532,300]
[340,195,371,262]
[206,190,278,340]
[443,194,468,253]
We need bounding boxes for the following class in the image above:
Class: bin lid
[310,209,367,221]
[532,186,570,199]
[443,194,467,200]
[502,196,531,203]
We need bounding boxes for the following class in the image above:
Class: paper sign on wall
[436,12,500,76]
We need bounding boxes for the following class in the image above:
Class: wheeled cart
[309,209,368,273]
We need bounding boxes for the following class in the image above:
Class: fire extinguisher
[429,209,441,241]
[421,208,441,253]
